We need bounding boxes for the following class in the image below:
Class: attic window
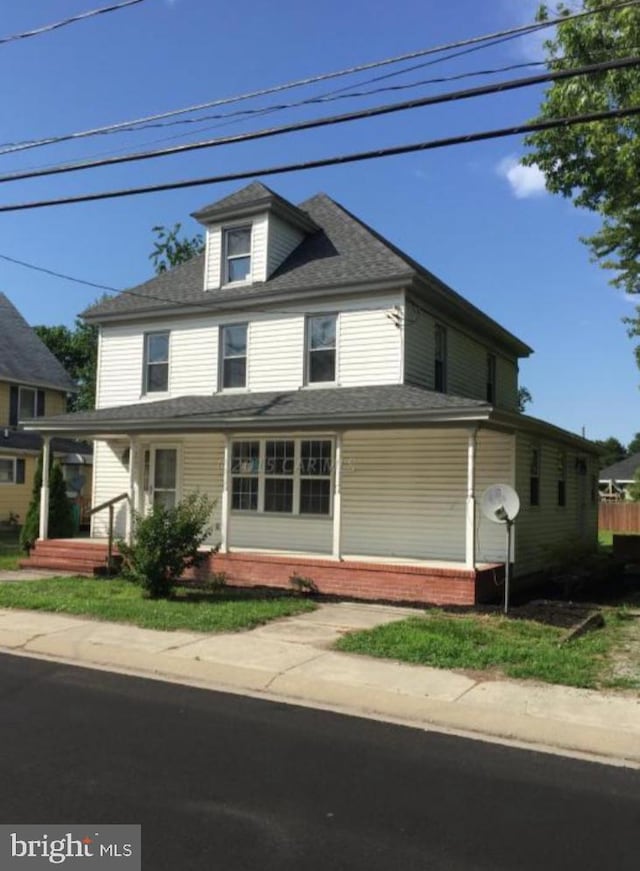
[224,226,251,283]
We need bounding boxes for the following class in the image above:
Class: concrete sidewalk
[0,600,638,766]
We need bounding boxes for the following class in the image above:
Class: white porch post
[465,428,477,569]
[220,434,230,553]
[332,432,343,560]
[38,435,51,540]
[126,437,139,544]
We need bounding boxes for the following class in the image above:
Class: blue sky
[0,0,637,444]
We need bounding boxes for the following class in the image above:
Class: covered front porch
[23,385,514,605]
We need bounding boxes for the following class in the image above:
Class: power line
[1,0,637,157]
[0,253,120,293]
[0,0,146,47]
[0,103,638,213]
[2,54,638,185]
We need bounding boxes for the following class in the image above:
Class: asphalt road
[0,652,638,871]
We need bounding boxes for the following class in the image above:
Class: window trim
[230,437,334,517]
[434,323,448,393]
[219,322,249,391]
[223,224,252,285]
[305,313,338,386]
[143,330,170,395]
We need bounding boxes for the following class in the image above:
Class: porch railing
[89,492,129,576]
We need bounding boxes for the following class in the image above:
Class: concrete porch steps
[19,539,116,575]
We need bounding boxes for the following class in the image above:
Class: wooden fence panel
[599,502,640,533]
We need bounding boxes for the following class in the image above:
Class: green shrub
[118,493,215,599]
[20,457,75,552]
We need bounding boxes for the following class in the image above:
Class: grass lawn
[599,529,613,549]
[0,576,316,633]
[335,609,634,690]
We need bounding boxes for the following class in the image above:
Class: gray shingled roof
[0,294,77,392]
[26,384,491,434]
[0,430,92,456]
[600,452,640,481]
[81,190,419,320]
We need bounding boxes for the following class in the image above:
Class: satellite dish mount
[480,485,520,614]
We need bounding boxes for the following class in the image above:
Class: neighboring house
[599,453,640,501]
[23,182,599,603]
[0,293,92,526]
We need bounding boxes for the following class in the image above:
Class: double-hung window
[307,315,337,383]
[231,441,259,511]
[18,387,37,421]
[0,457,25,484]
[144,331,170,393]
[557,452,567,507]
[230,438,333,515]
[530,448,540,507]
[224,226,251,283]
[221,323,248,389]
[486,353,496,403]
[434,324,447,393]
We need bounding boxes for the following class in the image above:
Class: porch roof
[23,384,492,435]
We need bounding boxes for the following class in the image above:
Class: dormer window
[224,226,252,283]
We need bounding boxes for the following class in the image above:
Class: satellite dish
[480,484,520,616]
[480,484,520,525]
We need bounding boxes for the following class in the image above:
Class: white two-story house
[23,181,599,604]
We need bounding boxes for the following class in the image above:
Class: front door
[145,446,179,511]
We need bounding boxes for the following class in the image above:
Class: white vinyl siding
[229,513,332,553]
[181,434,224,546]
[90,440,130,537]
[474,430,516,565]
[267,215,304,277]
[96,293,405,407]
[341,428,511,563]
[403,298,519,409]
[339,307,401,386]
[513,432,599,576]
[248,317,304,391]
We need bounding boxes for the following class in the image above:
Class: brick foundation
[189,551,505,606]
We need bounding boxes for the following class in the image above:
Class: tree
[593,435,627,468]
[627,466,640,500]
[627,431,640,455]
[517,386,533,412]
[20,457,75,552]
[149,223,204,274]
[522,2,640,363]
[34,318,98,412]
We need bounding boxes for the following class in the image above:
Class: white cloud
[497,156,547,199]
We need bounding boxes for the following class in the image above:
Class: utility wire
[0,0,146,47]
[1,0,637,156]
[0,103,637,214]
[1,54,637,185]
[0,253,121,293]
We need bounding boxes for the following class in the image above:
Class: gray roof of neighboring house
[80,185,531,357]
[0,293,77,392]
[0,430,92,456]
[25,384,491,434]
[599,452,640,482]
